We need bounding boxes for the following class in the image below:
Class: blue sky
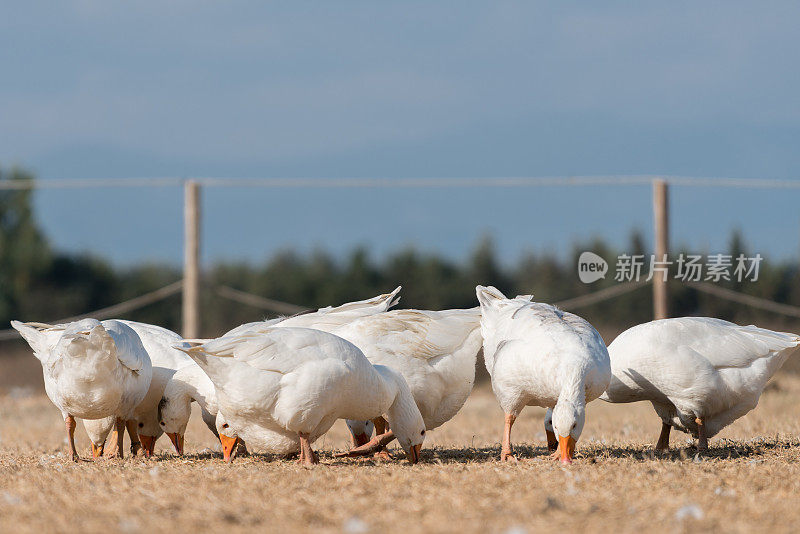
[2,2,799,266]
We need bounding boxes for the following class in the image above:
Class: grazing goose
[180,327,426,464]
[83,321,194,457]
[160,361,373,454]
[329,308,483,452]
[8,323,123,458]
[600,317,800,451]
[476,286,611,464]
[158,288,400,454]
[11,319,152,461]
[158,363,222,455]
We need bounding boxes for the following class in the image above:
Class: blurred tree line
[3,167,800,342]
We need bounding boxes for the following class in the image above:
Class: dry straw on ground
[2,351,800,533]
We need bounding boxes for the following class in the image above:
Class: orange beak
[91,441,105,459]
[352,433,370,447]
[220,433,240,463]
[166,432,184,455]
[408,444,422,464]
[558,435,576,465]
[139,435,156,457]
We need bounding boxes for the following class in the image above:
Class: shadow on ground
[412,436,800,465]
[13,437,800,469]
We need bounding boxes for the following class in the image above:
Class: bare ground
[2,350,800,534]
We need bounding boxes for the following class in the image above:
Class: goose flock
[10,285,800,465]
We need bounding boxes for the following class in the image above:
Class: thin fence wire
[0,281,183,341]
[553,281,650,311]
[0,178,183,190]
[685,281,800,319]
[2,175,800,190]
[0,281,301,341]
[216,286,308,315]
[4,276,800,343]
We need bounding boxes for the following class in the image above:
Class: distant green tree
[0,168,51,324]
[1,169,799,346]
[341,247,380,301]
[467,235,510,295]
[384,247,464,309]
[629,229,647,256]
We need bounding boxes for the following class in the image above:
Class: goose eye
[222,423,229,429]
[159,421,165,426]
[421,430,425,436]
[138,423,143,428]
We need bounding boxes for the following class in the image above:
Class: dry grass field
[2,350,800,534]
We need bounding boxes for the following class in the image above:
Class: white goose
[600,317,800,451]
[328,308,483,449]
[82,321,195,457]
[160,364,371,457]
[180,327,426,464]
[158,288,400,454]
[476,286,611,464]
[11,319,152,461]
[158,364,221,455]
[11,323,122,458]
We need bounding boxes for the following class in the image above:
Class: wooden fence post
[653,179,669,319]
[183,180,201,338]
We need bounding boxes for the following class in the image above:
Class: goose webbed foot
[335,431,397,459]
[91,441,105,459]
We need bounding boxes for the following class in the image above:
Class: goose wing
[652,317,800,369]
[221,287,402,337]
[195,327,354,374]
[100,321,149,373]
[348,309,481,361]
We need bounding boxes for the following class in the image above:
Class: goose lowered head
[215,412,240,463]
[376,367,426,463]
[551,397,585,464]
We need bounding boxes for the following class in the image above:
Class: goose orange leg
[655,422,671,451]
[105,428,119,457]
[695,417,708,452]
[501,413,516,462]
[113,418,125,459]
[298,433,318,465]
[64,415,79,462]
[371,417,392,461]
[546,429,558,453]
[125,420,142,457]
[234,439,250,459]
[545,411,558,452]
[373,417,387,435]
